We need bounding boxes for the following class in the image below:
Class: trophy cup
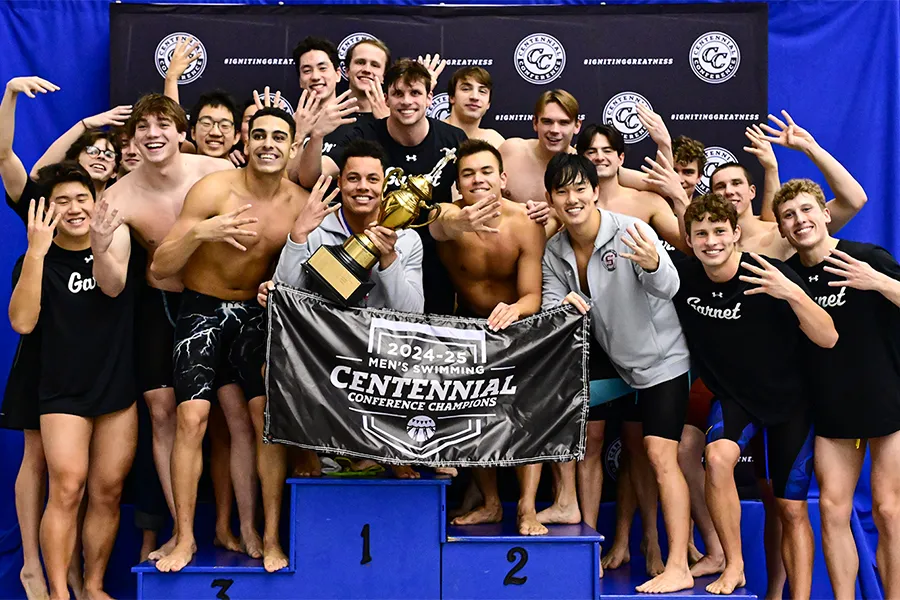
[304,148,457,306]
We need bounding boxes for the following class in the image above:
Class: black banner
[110,3,767,199]
[265,286,589,467]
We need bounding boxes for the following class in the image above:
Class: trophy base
[304,244,376,307]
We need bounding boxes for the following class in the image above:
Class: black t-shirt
[324,112,378,156]
[327,117,468,315]
[5,178,47,224]
[787,240,900,435]
[673,253,812,425]
[1,256,41,426]
[38,243,137,415]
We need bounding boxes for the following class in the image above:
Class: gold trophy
[304,148,457,306]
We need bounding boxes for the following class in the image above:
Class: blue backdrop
[0,0,896,595]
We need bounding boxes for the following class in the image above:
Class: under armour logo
[809,275,819,282]
[84,255,93,264]
[406,155,417,162]
[712,292,723,298]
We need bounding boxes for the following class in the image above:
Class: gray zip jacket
[542,208,690,388]
[274,211,425,312]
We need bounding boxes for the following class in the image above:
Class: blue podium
[133,474,606,599]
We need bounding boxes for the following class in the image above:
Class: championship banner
[110,3,768,205]
[264,286,589,467]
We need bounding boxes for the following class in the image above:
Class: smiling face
[688,216,741,268]
[347,43,387,96]
[547,175,598,228]
[51,181,94,238]
[674,160,701,195]
[133,113,186,164]
[339,155,384,217]
[534,102,580,154]
[246,115,295,175]
[118,133,142,174]
[299,49,339,100]
[450,76,491,122]
[582,133,623,181]
[711,166,756,217]
[191,104,238,158]
[387,78,431,127]
[77,138,117,182]
[457,150,506,204]
[776,192,831,251]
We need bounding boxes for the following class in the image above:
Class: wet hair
[576,124,624,157]
[347,38,392,70]
[772,178,828,226]
[384,59,433,95]
[534,89,579,121]
[711,161,754,187]
[544,153,599,193]
[247,107,296,140]
[127,93,189,136]
[292,36,339,76]
[456,139,504,176]
[338,139,388,172]
[189,90,240,130]
[683,193,738,235]
[64,129,122,172]
[35,161,97,202]
[673,135,706,171]
[447,66,493,100]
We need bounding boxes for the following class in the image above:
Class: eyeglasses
[196,117,235,134]
[85,145,117,161]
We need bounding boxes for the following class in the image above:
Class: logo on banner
[427,93,452,121]
[155,32,207,84]
[605,437,623,480]
[514,33,566,85]
[690,31,741,84]
[696,146,739,194]
[338,32,377,80]
[261,93,295,116]
[602,92,653,143]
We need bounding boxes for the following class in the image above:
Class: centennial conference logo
[690,31,741,84]
[514,33,566,85]
[155,32,207,84]
[426,93,451,121]
[603,92,653,143]
[696,146,739,195]
[338,32,377,80]
[263,92,295,116]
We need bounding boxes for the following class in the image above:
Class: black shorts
[707,398,814,501]
[634,372,691,441]
[173,290,266,404]
[136,287,182,393]
[0,333,41,431]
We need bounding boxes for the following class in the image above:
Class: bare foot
[263,541,289,572]
[641,538,665,577]
[691,553,726,577]
[82,586,114,600]
[448,480,483,520]
[213,529,242,553]
[20,566,49,600]
[391,465,420,479]
[517,510,549,536]
[155,541,197,573]
[435,467,458,477]
[147,535,178,561]
[688,540,704,565]
[706,568,746,595]
[536,501,581,525]
[241,527,264,560]
[635,566,694,594]
[451,503,503,525]
[139,530,158,563]
[292,450,321,477]
[601,542,630,570]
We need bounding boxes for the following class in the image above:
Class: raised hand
[228,148,246,167]
[641,151,688,204]
[417,54,446,92]
[621,223,660,272]
[89,198,125,253]
[561,291,590,315]
[487,302,521,331]
[743,124,778,170]
[6,76,59,98]
[636,105,671,148]
[364,222,400,269]
[526,200,551,226]
[363,75,389,119]
[311,90,358,138]
[166,36,202,81]
[759,110,818,153]
[257,280,274,308]
[293,89,322,140]
[291,175,340,241]
[194,204,259,251]
[823,248,884,291]
[253,86,282,110]
[739,252,801,299]
[26,197,60,258]
[83,105,133,129]
[458,195,501,233]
